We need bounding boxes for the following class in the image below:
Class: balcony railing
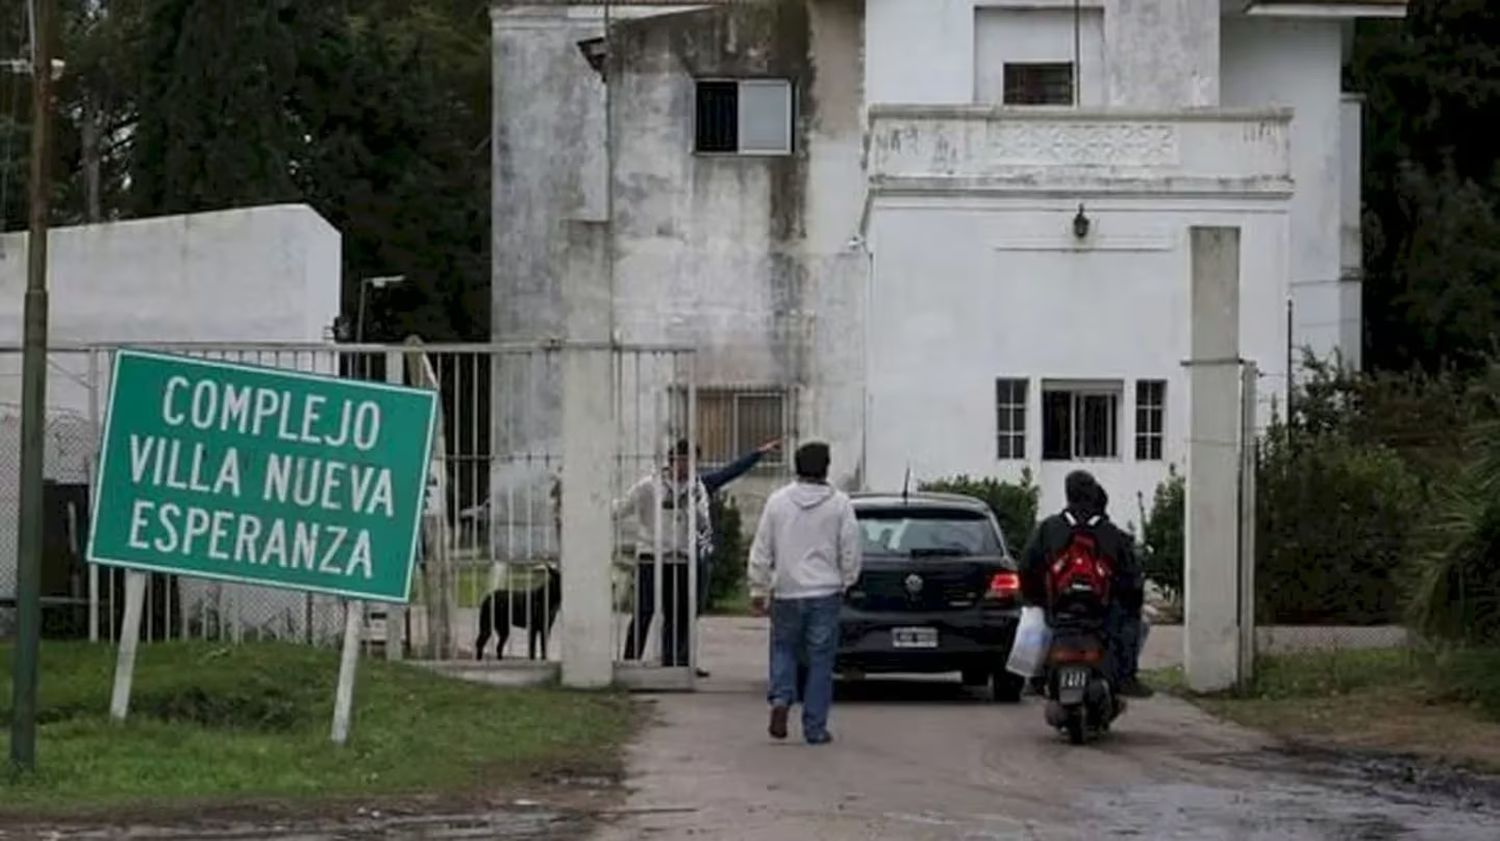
[867,106,1292,194]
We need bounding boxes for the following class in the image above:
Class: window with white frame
[1003,63,1074,106]
[995,378,1028,460]
[695,79,794,155]
[1042,381,1122,461]
[696,388,788,468]
[1135,380,1166,461]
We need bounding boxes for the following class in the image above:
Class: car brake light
[986,571,1020,600]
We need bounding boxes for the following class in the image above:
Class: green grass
[0,641,635,815]
[1146,647,1500,772]
[410,562,555,609]
[1148,646,1500,715]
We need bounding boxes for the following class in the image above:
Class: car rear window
[856,508,1005,557]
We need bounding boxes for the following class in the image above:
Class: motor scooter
[1042,620,1123,745]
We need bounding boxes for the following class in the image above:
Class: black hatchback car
[838,492,1026,701]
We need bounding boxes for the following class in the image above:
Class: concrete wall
[0,204,339,348]
[1222,16,1349,366]
[0,205,340,621]
[865,199,1289,523]
[491,5,610,343]
[865,0,975,104]
[606,0,867,495]
[974,7,1106,107]
[1104,0,1219,107]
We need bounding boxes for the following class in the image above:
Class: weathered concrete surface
[590,618,1500,840]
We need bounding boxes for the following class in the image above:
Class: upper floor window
[1003,63,1074,106]
[695,79,793,155]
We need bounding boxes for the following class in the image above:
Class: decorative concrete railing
[867,105,1292,193]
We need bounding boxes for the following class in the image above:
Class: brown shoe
[768,706,789,740]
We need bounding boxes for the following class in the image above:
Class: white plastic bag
[1006,605,1052,678]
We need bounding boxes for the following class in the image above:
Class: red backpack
[1045,512,1115,618]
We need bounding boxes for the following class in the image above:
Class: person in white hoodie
[617,439,713,668]
[748,441,861,745]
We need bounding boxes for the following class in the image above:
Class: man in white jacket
[748,441,861,745]
[617,439,713,668]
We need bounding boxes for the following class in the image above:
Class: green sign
[87,350,438,603]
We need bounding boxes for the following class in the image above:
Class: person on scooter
[1019,470,1153,699]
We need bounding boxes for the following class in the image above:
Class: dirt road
[591,618,1500,841]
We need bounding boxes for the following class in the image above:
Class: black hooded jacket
[1019,503,1144,614]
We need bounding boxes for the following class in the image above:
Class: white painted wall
[0,204,340,612]
[1222,16,1348,365]
[1105,0,1220,107]
[975,8,1105,107]
[0,204,339,348]
[865,200,1289,524]
[866,0,975,104]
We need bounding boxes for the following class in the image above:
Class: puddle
[1080,748,1500,840]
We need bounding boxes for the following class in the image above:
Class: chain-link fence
[0,342,698,676]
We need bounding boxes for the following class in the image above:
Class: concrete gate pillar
[1185,227,1243,693]
[560,222,616,688]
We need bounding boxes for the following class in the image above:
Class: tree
[1353,0,1500,372]
[2,0,492,341]
[1136,469,1184,606]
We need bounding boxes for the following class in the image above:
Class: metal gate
[0,342,698,685]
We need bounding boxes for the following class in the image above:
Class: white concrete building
[492,0,1405,525]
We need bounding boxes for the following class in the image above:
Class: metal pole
[1073,0,1081,105]
[11,0,54,773]
[356,280,369,344]
[1285,299,1294,423]
[1238,362,1258,691]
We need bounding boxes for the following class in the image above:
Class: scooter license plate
[1058,667,1088,704]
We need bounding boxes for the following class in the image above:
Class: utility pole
[11,0,55,773]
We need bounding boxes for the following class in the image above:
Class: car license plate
[892,627,938,649]
[1060,668,1088,690]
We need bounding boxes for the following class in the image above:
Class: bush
[708,494,747,609]
[1409,420,1500,645]
[1256,424,1423,625]
[920,470,1040,549]
[1137,468,1185,605]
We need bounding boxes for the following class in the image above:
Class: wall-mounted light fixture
[1073,204,1091,240]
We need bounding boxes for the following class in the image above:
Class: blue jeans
[768,595,841,741]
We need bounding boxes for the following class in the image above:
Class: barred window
[1003,63,1074,106]
[695,79,794,155]
[696,389,787,468]
[995,378,1028,460]
[1042,382,1122,461]
[1135,380,1166,461]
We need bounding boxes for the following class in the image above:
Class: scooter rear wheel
[1065,709,1086,745]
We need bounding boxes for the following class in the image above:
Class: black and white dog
[475,567,562,661]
